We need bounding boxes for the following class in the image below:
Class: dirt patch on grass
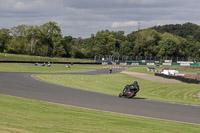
[121,71,181,83]
[198,92,200,99]
[184,74,200,80]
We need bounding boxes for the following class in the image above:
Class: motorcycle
[119,84,139,98]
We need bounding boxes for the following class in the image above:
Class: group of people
[35,62,51,67]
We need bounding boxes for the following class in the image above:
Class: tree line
[0,22,200,59]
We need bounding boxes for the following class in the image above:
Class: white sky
[0,0,200,38]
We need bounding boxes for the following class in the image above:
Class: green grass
[0,63,102,73]
[127,67,155,75]
[0,53,93,62]
[1,94,200,133]
[34,73,200,105]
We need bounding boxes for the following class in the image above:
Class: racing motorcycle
[118,83,139,98]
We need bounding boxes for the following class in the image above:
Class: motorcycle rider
[124,81,139,95]
[131,81,139,93]
[119,81,140,98]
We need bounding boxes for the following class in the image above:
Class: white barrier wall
[120,63,127,65]
[163,63,172,66]
[147,63,155,66]
[180,63,190,66]
[131,63,139,65]
[102,62,108,65]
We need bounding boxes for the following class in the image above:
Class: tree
[133,29,161,56]
[94,30,117,56]
[194,28,200,42]
[8,25,30,54]
[40,22,63,56]
[0,28,11,52]
[157,32,190,58]
[61,36,73,57]
[152,22,200,42]
[119,40,133,56]
[71,46,85,58]
[111,31,125,54]
[26,26,43,55]
[1,21,200,60]
[157,39,177,57]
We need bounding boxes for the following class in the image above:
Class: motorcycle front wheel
[119,92,123,97]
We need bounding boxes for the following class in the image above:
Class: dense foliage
[152,22,200,42]
[0,22,200,59]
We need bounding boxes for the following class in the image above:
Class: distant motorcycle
[119,81,139,98]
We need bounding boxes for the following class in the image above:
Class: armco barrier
[127,62,132,65]
[171,63,180,66]
[155,63,162,66]
[139,62,147,65]
[155,73,200,84]
[190,64,200,66]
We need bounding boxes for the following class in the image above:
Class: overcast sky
[0,0,200,38]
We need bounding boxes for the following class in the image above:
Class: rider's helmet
[133,81,138,85]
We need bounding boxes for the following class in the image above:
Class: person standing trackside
[109,68,112,74]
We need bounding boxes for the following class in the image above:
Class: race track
[0,69,200,125]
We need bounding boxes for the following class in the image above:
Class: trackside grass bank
[34,73,200,105]
[0,95,200,133]
[0,53,93,62]
[0,63,102,73]
[126,67,155,75]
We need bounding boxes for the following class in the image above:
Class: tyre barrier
[155,73,200,84]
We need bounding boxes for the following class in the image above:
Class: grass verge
[127,67,154,75]
[0,53,93,62]
[0,63,102,73]
[1,94,200,133]
[34,73,200,105]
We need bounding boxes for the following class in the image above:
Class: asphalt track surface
[0,69,200,125]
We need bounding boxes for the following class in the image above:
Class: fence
[101,62,200,67]
[95,55,200,63]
